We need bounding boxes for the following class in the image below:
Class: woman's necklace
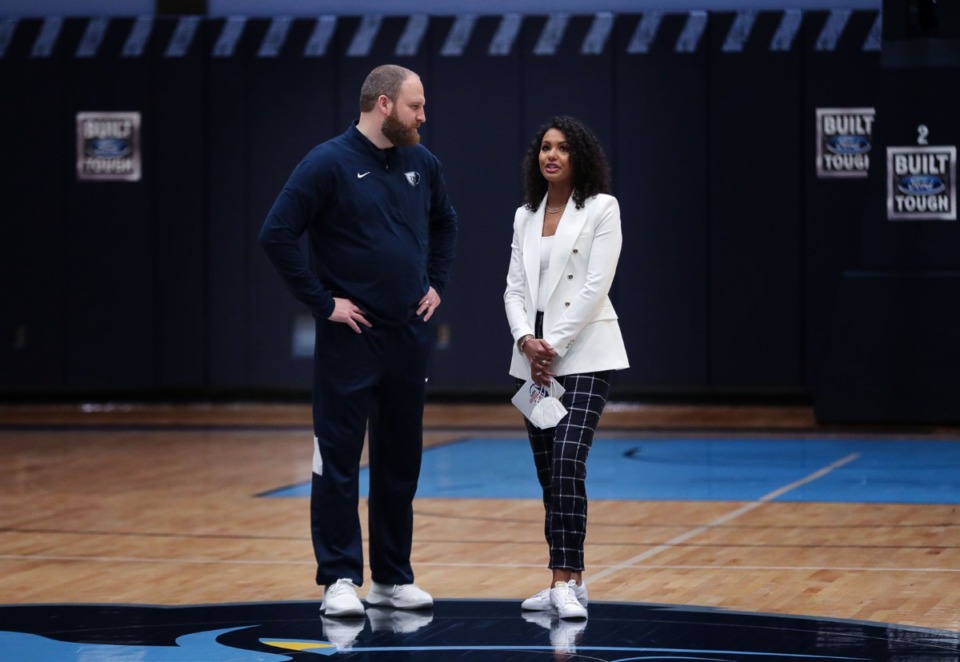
[545,203,566,214]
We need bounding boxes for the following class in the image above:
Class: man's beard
[382,111,420,147]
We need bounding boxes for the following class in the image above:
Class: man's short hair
[359,64,417,113]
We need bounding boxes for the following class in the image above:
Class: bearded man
[259,64,458,618]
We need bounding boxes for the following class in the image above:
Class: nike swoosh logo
[357,172,371,179]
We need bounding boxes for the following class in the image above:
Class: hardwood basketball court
[1,401,959,659]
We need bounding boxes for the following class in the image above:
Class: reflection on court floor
[2,599,959,660]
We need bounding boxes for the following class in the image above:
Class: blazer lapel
[522,201,546,303]
[543,199,588,301]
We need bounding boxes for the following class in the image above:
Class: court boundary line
[588,452,861,583]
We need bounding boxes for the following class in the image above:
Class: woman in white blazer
[504,116,629,620]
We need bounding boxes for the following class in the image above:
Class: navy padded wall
[425,16,526,393]
[153,16,206,391]
[802,10,880,388]
[856,48,960,270]
[613,12,710,392]
[0,19,70,392]
[815,5,960,423]
[63,17,157,391]
[205,17,253,390]
[244,18,342,390]
[707,11,804,390]
[519,14,616,145]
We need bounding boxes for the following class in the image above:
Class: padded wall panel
[244,18,342,390]
[856,49,960,270]
[205,17,255,390]
[816,272,960,423]
[519,14,615,146]
[815,2,960,423]
[802,10,880,388]
[63,18,157,390]
[0,19,70,391]
[153,17,206,390]
[425,16,525,393]
[612,12,709,392]
[707,11,804,390]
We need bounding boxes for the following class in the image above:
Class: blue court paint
[0,626,283,662]
[264,437,960,504]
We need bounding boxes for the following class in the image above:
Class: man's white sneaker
[320,615,365,650]
[521,580,588,611]
[321,578,365,617]
[367,606,434,633]
[366,582,434,609]
[550,581,587,620]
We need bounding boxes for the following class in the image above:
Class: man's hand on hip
[417,286,441,322]
[329,298,373,334]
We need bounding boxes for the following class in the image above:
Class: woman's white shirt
[537,235,554,312]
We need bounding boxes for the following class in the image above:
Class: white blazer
[504,193,630,379]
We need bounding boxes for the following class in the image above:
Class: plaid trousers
[518,371,612,571]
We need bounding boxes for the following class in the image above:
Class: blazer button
[565,302,571,307]
[573,249,579,254]
[567,274,573,279]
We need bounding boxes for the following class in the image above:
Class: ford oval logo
[826,135,871,155]
[86,138,131,159]
[897,175,945,196]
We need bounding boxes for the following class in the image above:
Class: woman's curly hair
[521,115,611,212]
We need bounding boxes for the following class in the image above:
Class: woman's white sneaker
[550,581,587,619]
[521,580,587,611]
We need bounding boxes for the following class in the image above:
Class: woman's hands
[522,338,558,387]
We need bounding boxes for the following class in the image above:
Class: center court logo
[815,107,875,178]
[0,600,946,660]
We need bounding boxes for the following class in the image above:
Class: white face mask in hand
[511,378,568,429]
[529,393,568,429]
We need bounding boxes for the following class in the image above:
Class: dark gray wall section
[0,19,70,392]
[243,19,340,391]
[816,272,960,423]
[815,3,960,423]
[425,16,525,393]
[205,17,251,390]
[801,11,879,389]
[62,18,157,390]
[612,13,710,391]
[708,11,804,390]
[153,17,206,390]
[856,52,960,271]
